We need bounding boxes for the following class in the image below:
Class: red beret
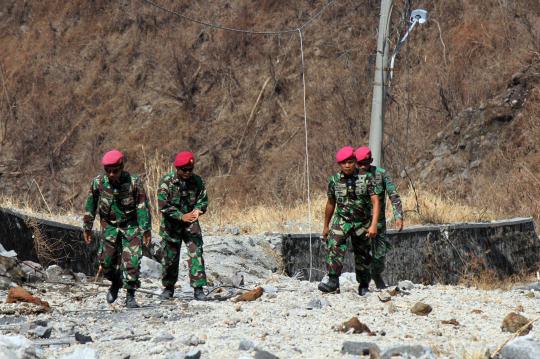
[335,146,355,163]
[174,151,195,167]
[101,149,124,166]
[355,146,372,162]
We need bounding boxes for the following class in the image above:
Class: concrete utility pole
[368,0,393,167]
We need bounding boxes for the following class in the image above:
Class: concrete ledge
[282,218,540,284]
[0,207,99,274]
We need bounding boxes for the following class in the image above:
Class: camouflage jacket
[327,168,379,230]
[83,171,151,232]
[157,170,208,228]
[366,166,403,223]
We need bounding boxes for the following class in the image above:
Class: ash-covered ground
[1,234,539,359]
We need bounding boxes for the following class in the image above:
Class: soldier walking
[158,151,208,301]
[83,149,152,308]
[355,146,404,289]
[319,146,381,296]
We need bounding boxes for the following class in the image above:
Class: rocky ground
[1,235,540,359]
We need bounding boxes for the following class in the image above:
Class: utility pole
[368,0,393,167]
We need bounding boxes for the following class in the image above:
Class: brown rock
[388,287,399,296]
[335,316,373,334]
[6,286,50,310]
[471,309,483,314]
[234,287,263,302]
[501,312,533,335]
[410,302,432,316]
[441,319,460,326]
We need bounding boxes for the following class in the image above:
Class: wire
[139,0,337,35]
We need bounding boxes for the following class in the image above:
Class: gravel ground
[1,235,539,358]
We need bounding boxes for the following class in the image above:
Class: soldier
[319,146,381,296]
[355,146,404,289]
[83,149,152,308]
[158,151,208,301]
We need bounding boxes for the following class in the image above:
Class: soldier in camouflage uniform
[83,149,151,308]
[355,146,404,289]
[319,146,381,296]
[157,151,208,301]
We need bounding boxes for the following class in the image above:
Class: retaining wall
[282,218,540,284]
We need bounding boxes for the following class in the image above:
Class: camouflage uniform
[366,166,403,278]
[83,171,151,290]
[326,168,380,286]
[158,170,208,289]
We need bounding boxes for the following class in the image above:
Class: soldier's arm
[367,178,380,237]
[322,178,336,238]
[82,178,99,231]
[135,176,151,233]
[194,177,208,214]
[383,172,404,220]
[157,178,185,221]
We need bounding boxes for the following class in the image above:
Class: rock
[381,344,435,359]
[254,349,279,359]
[262,285,278,294]
[180,334,204,346]
[140,256,162,279]
[0,334,41,358]
[60,347,99,359]
[234,287,263,302]
[335,317,373,335]
[185,349,202,359]
[441,319,460,326]
[21,261,45,282]
[75,332,93,344]
[0,243,17,257]
[341,341,380,356]
[31,325,52,338]
[397,280,414,291]
[153,331,174,342]
[385,302,397,314]
[410,302,432,316]
[232,272,245,287]
[74,272,87,282]
[306,298,329,310]
[500,336,540,359]
[377,291,391,302]
[6,286,50,310]
[0,256,26,284]
[45,265,64,282]
[0,276,14,290]
[501,312,533,335]
[224,225,240,235]
[239,339,257,351]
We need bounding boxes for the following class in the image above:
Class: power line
[139,0,337,35]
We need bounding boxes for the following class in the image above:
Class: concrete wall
[0,208,99,274]
[282,218,540,284]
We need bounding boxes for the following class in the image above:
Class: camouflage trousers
[160,221,207,288]
[325,222,372,286]
[371,223,391,277]
[98,222,142,290]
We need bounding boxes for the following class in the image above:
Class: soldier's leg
[183,222,207,288]
[160,233,181,289]
[371,223,391,289]
[98,225,121,283]
[120,226,143,290]
[319,223,349,292]
[351,228,372,295]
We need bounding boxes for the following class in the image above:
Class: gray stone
[21,261,45,282]
[382,344,435,359]
[232,272,245,287]
[397,280,415,291]
[75,272,87,282]
[140,256,162,279]
[153,331,174,343]
[0,334,41,358]
[262,285,278,294]
[239,339,256,351]
[45,264,64,282]
[306,298,329,310]
[341,341,380,356]
[254,349,279,359]
[60,347,100,359]
[32,325,52,338]
[224,225,241,235]
[180,335,204,346]
[0,243,17,257]
[500,336,540,359]
[185,349,202,359]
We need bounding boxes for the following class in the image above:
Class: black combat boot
[106,272,122,304]
[193,287,207,301]
[125,289,140,308]
[358,285,370,296]
[372,273,387,289]
[160,287,174,300]
[318,275,340,293]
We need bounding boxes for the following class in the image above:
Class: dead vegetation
[0,1,539,226]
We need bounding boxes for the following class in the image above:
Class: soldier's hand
[367,224,378,238]
[192,209,204,220]
[83,230,93,245]
[321,226,330,240]
[143,231,152,247]
[395,219,404,232]
[182,212,197,223]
